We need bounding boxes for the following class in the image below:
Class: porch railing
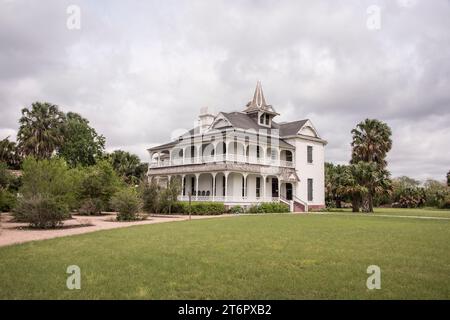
[150,154,294,168]
[177,195,281,203]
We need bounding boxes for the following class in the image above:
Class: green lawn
[0,214,449,299]
[325,207,450,218]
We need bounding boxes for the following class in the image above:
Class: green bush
[78,198,103,215]
[439,197,450,209]
[111,188,143,221]
[247,202,289,213]
[0,190,17,212]
[229,205,244,214]
[20,157,80,210]
[140,180,160,213]
[172,201,225,215]
[13,195,70,228]
[78,160,122,210]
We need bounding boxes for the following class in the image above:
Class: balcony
[149,153,294,169]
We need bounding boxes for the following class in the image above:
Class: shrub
[439,197,450,209]
[13,195,70,228]
[229,205,244,214]
[78,160,122,210]
[111,188,143,221]
[0,190,16,212]
[423,179,448,207]
[140,180,160,213]
[247,202,289,214]
[172,201,225,215]
[78,198,103,215]
[20,157,80,210]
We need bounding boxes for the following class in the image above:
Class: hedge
[247,202,290,213]
[171,201,225,215]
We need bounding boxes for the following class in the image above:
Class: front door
[271,177,279,197]
[286,183,293,200]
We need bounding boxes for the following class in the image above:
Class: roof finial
[244,80,268,111]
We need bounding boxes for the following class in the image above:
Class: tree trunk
[368,192,374,213]
[361,196,370,213]
[336,198,342,208]
[352,197,360,212]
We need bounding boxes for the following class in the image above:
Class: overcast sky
[0,0,449,181]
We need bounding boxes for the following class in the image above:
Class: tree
[78,160,122,211]
[17,102,66,159]
[107,150,146,184]
[351,119,392,168]
[19,156,80,209]
[325,162,349,208]
[0,137,21,169]
[423,179,448,207]
[341,161,391,213]
[350,119,393,211]
[159,177,182,214]
[447,170,450,187]
[58,112,105,167]
[141,179,161,213]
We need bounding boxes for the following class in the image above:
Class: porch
[150,172,296,207]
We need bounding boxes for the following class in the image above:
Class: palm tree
[0,136,20,169]
[342,161,391,212]
[351,119,392,168]
[350,119,392,211]
[107,150,142,184]
[17,102,66,159]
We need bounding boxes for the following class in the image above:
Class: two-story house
[147,82,326,212]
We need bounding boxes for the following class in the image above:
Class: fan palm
[351,119,392,168]
[342,161,391,212]
[17,102,66,159]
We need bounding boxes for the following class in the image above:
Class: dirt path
[0,213,233,247]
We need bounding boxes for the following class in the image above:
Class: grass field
[325,207,450,218]
[0,211,449,299]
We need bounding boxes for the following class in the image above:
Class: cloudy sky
[0,0,449,181]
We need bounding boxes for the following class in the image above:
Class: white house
[147,82,326,212]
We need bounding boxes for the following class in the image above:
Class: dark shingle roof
[149,113,308,151]
[277,120,308,136]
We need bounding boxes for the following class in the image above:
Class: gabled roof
[277,120,309,137]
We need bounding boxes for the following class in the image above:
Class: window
[242,177,245,197]
[265,114,270,125]
[307,179,313,201]
[256,177,261,198]
[307,146,313,163]
[259,114,264,124]
[270,148,277,160]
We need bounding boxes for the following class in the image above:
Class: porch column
[243,173,248,199]
[181,174,185,197]
[278,177,281,200]
[167,175,171,188]
[261,175,266,201]
[195,173,200,200]
[224,172,229,201]
[212,173,216,201]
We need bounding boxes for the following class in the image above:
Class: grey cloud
[0,0,449,181]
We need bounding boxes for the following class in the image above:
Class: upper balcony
[149,153,294,169]
[149,142,294,169]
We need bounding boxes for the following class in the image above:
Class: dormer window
[259,112,271,127]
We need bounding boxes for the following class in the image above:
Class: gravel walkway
[0,213,233,247]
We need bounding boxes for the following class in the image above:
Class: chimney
[198,107,215,133]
